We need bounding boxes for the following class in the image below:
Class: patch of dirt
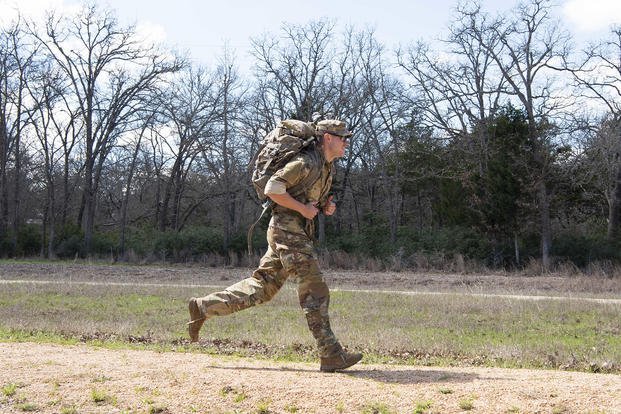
[0,342,619,414]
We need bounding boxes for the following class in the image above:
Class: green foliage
[467,107,532,241]
[0,232,12,257]
[230,227,267,253]
[6,216,621,270]
[124,226,224,261]
[552,234,621,266]
[91,231,118,256]
[17,402,38,411]
[459,398,474,410]
[60,406,78,414]
[398,226,491,260]
[16,225,41,256]
[361,402,396,414]
[0,225,43,257]
[2,383,17,397]
[433,179,475,227]
[413,400,432,414]
[55,224,85,258]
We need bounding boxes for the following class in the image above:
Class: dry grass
[114,246,621,276]
[1,267,619,373]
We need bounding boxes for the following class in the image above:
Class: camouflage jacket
[266,147,334,234]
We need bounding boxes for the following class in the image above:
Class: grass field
[1,264,619,374]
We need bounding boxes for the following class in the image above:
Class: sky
[1,0,620,71]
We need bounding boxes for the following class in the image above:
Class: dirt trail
[1,342,619,414]
[3,278,621,305]
[2,261,621,298]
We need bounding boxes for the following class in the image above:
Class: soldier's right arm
[265,156,318,219]
[266,192,319,219]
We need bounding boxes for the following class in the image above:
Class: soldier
[187,119,362,372]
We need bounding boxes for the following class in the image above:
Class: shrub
[150,226,223,261]
[16,225,41,256]
[54,224,84,258]
[91,231,118,256]
[552,233,620,267]
[0,230,14,257]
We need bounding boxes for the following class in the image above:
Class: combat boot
[187,298,206,342]
[320,346,363,372]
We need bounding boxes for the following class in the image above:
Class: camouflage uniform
[192,147,342,357]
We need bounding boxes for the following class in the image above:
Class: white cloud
[1,0,168,54]
[135,21,167,45]
[562,0,621,32]
[0,0,74,27]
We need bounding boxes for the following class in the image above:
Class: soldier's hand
[323,195,337,216]
[301,201,319,219]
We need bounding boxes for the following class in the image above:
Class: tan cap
[316,119,353,137]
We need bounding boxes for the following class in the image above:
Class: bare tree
[26,57,66,257]
[156,65,219,231]
[199,50,248,250]
[356,32,410,243]
[250,20,335,121]
[0,19,38,251]
[250,23,382,244]
[31,3,183,253]
[398,1,507,174]
[117,109,158,259]
[397,2,519,262]
[570,26,621,241]
[326,27,379,235]
[477,0,572,270]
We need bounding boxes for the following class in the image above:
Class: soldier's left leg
[290,251,340,357]
[271,228,339,358]
[188,246,286,342]
[273,228,363,371]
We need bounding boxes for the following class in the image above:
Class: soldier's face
[326,133,349,160]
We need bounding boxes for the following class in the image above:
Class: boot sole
[320,353,363,372]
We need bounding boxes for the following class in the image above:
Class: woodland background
[1,0,621,272]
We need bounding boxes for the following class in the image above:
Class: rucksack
[247,119,324,255]
[250,119,323,201]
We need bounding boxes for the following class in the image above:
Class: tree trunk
[537,180,552,272]
[222,85,232,252]
[82,150,95,255]
[44,165,56,259]
[61,152,70,226]
[159,156,183,231]
[48,195,56,259]
[11,128,20,251]
[0,121,8,239]
[607,161,621,241]
[514,232,520,266]
[119,135,143,259]
[41,201,48,258]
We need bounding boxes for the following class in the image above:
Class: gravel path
[1,342,619,414]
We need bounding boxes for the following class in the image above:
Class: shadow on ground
[203,364,479,385]
[345,368,479,385]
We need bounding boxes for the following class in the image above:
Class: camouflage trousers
[194,225,340,358]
